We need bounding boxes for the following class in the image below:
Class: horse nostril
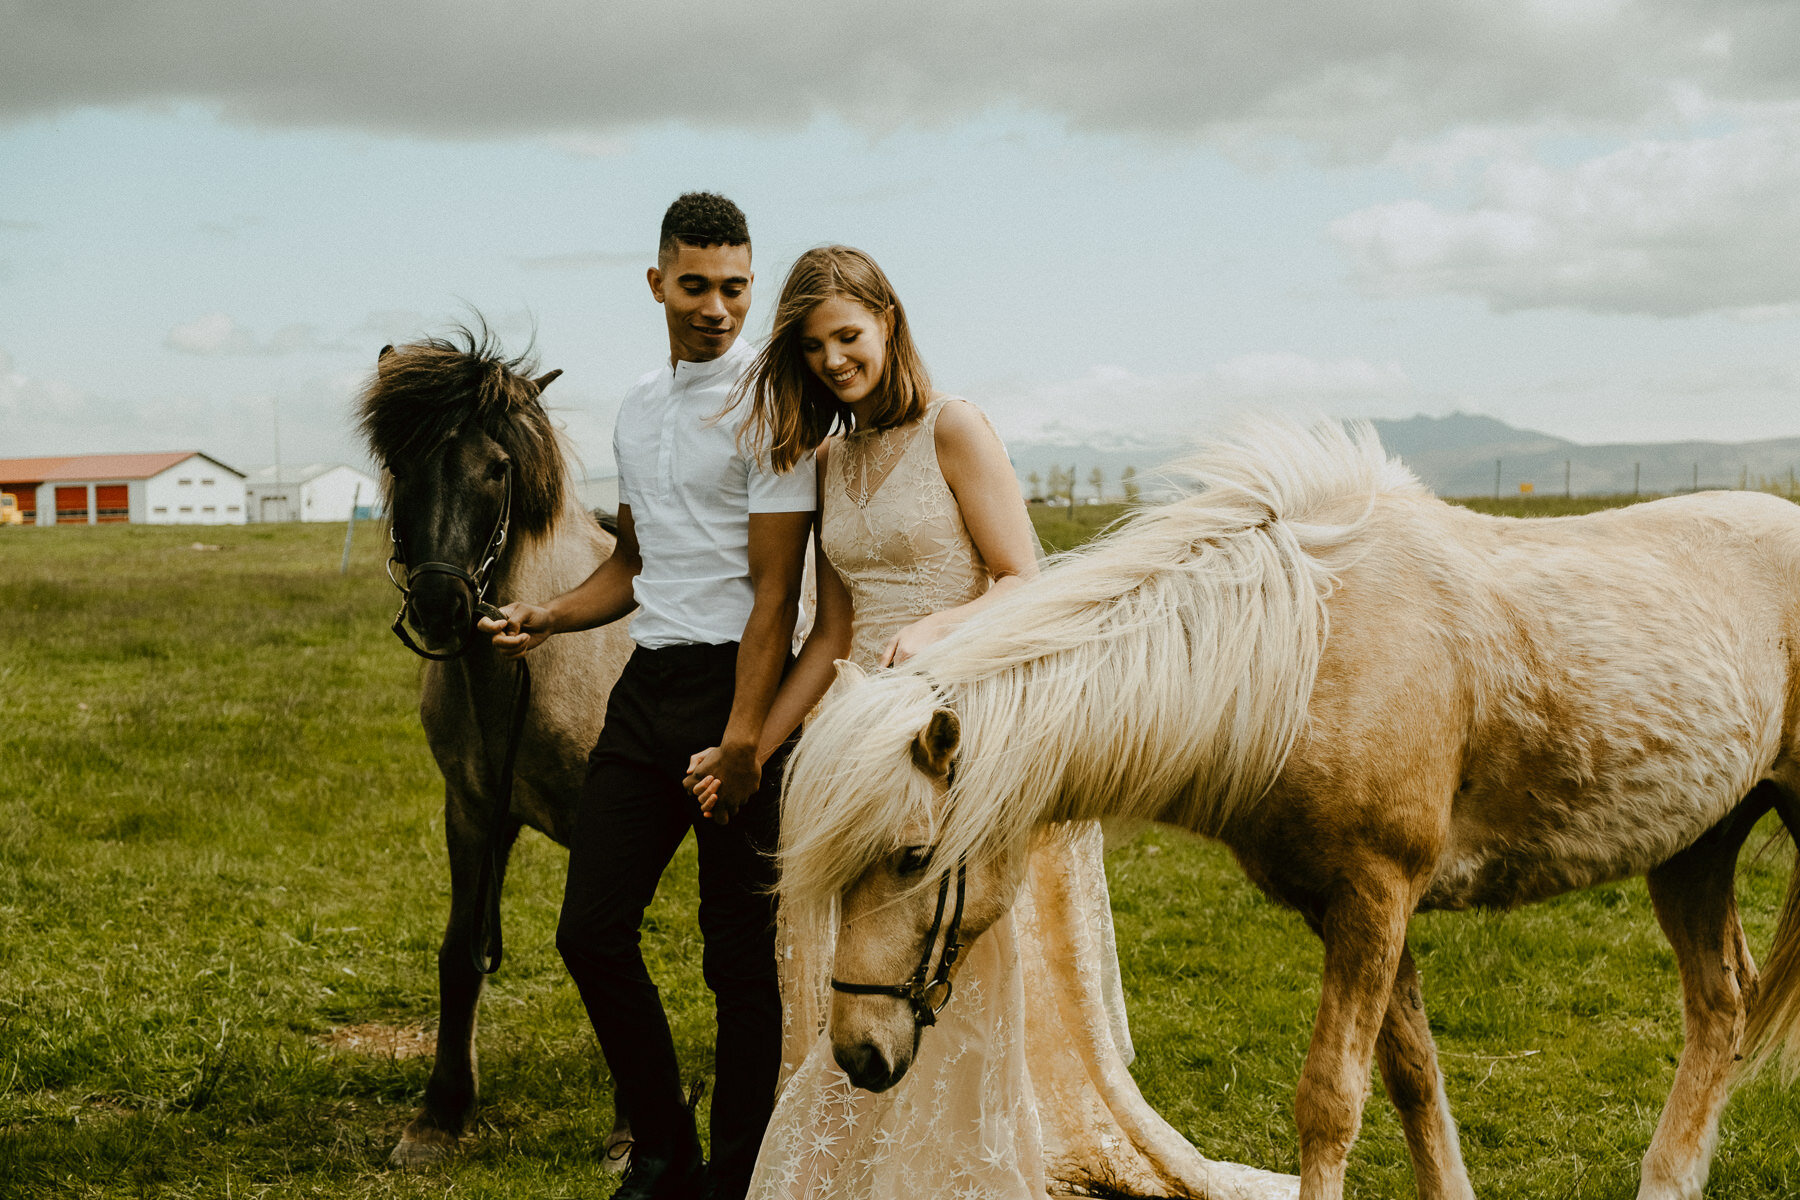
[833,1042,894,1092]
[409,578,472,640]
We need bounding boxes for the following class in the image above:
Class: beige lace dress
[748,398,1297,1200]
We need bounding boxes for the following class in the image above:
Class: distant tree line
[1025,465,1142,507]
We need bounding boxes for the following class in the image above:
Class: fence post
[340,483,361,575]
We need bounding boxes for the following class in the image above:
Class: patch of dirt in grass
[316,1022,433,1059]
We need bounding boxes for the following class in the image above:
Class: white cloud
[979,354,1418,445]
[0,349,370,467]
[163,309,480,358]
[165,313,323,356]
[1333,119,1800,316]
[3,2,1796,155]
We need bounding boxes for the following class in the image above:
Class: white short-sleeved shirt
[614,336,816,649]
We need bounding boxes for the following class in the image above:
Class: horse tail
[1743,789,1800,1081]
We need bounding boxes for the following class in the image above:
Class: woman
[690,247,1290,1199]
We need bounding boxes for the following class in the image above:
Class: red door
[55,486,89,524]
[96,485,129,523]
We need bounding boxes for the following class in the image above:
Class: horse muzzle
[833,1033,915,1093]
[404,572,476,652]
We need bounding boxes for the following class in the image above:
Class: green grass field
[3,500,1798,1198]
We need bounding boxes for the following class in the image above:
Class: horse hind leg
[1374,944,1474,1200]
[390,790,521,1168]
[1637,788,1772,1200]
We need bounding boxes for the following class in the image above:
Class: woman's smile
[801,295,890,408]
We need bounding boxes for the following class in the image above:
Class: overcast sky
[3,0,1798,474]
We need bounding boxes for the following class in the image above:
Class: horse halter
[386,468,513,661]
[831,854,970,1029]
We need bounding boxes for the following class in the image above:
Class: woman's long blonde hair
[734,245,933,474]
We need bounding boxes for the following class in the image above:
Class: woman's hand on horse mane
[478,601,556,658]
[879,611,952,668]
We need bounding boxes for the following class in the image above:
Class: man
[480,192,812,1200]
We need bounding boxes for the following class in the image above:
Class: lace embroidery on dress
[822,398,992,670]
[749,397,1299,1200]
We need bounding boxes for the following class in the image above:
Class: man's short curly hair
[658,192,750,266]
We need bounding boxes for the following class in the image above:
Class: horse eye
[488,458,509,481]
[895,846,931,876]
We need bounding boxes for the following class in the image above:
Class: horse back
[1246,490,1800,914]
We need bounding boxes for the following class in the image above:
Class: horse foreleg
[1637,796,1766,1200]
[390,793,520,1168]
[1296,868,1414,1200]
[1374,944,1473,1200]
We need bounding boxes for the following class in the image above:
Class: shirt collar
[670,336,754,386]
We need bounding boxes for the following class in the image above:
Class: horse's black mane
[357,322,569,538]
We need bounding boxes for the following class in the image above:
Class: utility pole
[1693,463,1699,493]
[272,396,287,522]
[1494,458,1501,501]
[1633,462,1640,498]
[1564,459,1571,500]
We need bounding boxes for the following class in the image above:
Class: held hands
[476,601,556,658]
[878,612,951,668]
[684,743,761,825]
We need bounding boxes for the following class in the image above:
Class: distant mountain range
[1009,413,1800,500]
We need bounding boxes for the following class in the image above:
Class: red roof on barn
[0,451,242,483]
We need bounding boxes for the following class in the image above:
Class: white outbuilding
[243,463,382,523]
[0,451,247,526]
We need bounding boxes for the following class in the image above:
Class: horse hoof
[389,1125,458,1168]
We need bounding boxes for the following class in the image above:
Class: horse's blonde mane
[779,419,1422,917]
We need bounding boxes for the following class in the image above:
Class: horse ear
[911,707,960,778]
[378,344,394,360]
[533,369,563,394]
[834,659,867,688]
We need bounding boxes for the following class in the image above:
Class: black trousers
[556,641,785,1199]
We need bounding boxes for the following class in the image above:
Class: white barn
[0,451,247,526]
[244,463,381,523]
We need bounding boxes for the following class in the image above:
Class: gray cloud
[4,2,1798,153]
[0,218,40,231]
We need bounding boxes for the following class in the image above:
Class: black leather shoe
[610,1134,705,1200]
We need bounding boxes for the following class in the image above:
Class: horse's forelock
[357,325,569,537]
[779,674,945,909]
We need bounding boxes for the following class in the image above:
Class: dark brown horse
[358,328,634,1167]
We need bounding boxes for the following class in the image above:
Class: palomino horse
[780,420,1800,1200]
[357,329,635,1167]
